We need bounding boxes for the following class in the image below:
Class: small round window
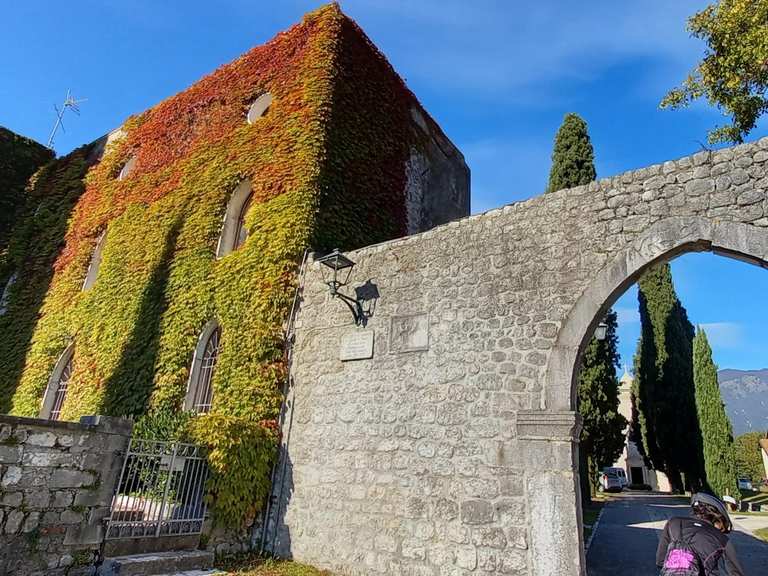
[247,93,272,124]
[117,155,137,181]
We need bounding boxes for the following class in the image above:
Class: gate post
[517,410,584,576]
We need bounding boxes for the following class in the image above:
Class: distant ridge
[718,368,768,436]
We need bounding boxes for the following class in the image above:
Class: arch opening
[41,344,75,420]
[246,93,272,124]
[0,272,18,315]
[82,230,107,291]
[551,218,768,575]
[117,155,137,181]
[216,179,253,258]
[185,319,221,413]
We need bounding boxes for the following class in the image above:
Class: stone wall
[405,107,470,234]
[272,139,768,576]
[0,415,131,576]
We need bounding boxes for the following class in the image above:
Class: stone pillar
[0,414,132,575]
[517,410,584,576]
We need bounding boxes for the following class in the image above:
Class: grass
[582,500,606,544]
[216,555,333,576]
[754,527,768,543]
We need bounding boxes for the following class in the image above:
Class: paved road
[586,492,768,575]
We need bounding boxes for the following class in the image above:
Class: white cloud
[616,307,640,325]
[699,322,744,350]
[343,0,709,96]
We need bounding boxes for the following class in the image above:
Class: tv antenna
[46,90,87,149]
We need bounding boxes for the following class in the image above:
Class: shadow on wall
[264,429,295,558]
[102,218,183,417]
[0,143,100,413]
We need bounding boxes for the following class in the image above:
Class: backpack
[661,518,704,576]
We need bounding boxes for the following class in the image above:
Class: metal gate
[106,438,209,539]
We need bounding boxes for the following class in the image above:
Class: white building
[612,367,672,492]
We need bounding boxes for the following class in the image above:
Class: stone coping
[0,413,133,436]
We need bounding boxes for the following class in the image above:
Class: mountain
[718,369,768,436]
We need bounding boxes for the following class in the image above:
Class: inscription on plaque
[390,313,429,353]
[340,330,374,361]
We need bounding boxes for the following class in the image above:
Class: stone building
[609,368,671,491]
[0,4,468,573]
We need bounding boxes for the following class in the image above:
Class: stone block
[0,444,22,463]
[455,545,477,570]
[60,509,84,524]
[50,469,95,489]
[499,548,527,574]
[73,488,111,508]
[23,450,74,467]
[23,511,40,532]
[1,465,22,487]
[460,500,493,525]
[52,491,74,507]
[4,509,24,534]
[27,432,57,447]
[471,526,507,549]
[24,489,51,509]
[2,491,23,507]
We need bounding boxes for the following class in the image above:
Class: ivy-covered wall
[0,127,54,282]
[0,3,468,527]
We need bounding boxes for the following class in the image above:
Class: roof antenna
[46,89,87,150]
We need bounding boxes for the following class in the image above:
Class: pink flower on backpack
[665,549,695,569]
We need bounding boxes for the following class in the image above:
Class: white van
[603,467,628,487]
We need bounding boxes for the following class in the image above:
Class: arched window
[234,192,253,250]
[0,272,18,315]
[41,345,75,420]
[117,155,137,181]
[82,231,107,291]
[246,93,272,124]
[216,180,253,257]
[185,320,221,413]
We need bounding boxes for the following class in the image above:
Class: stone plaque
[339,330,374,361]
[390,313,429,353]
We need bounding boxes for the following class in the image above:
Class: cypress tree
[577,310,628,494]
[633,263,704,492]
[546,113,597,193]
[694,328,739,499]
[550,112,620,502]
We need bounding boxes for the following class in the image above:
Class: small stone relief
[389,313,429,353]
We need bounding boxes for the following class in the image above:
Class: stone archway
[544,216,768,412]
[543,216,768,574]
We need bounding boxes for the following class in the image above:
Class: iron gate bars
[106,438,209,539]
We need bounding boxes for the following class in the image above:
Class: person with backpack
[656,493,746,575]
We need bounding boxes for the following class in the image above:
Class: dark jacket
[656,516,745,576]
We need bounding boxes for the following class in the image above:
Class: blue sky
[2,1,766,370]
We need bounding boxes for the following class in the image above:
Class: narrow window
[118,155,137,181]
[185,321,221,413]
[42,345,75,420]
[246,93,272,124]
[0,272,18,315]
[234,192,253,250]
[216,180,253,257]
[82,231,107,291]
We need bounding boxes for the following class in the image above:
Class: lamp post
[594,322,608,341]
[316,249,378,326]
